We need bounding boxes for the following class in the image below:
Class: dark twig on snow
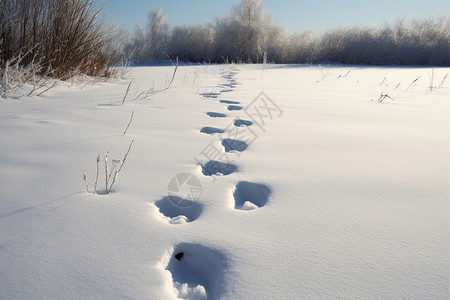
[336,70,351,79]
[374,92,395,103]
[94,155,100,194]
[123,110,134,135]
[438,73,448,89]
[36,81,58,96]
[122,79,133,105]
[405,76,421,92]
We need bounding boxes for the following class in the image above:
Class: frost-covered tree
[168,24,215,62]
[125,8,170,62]
[312,16,450,65]
[123,1,450,66]
[126,25,148,62]
[215,0,274,62]
[147,8,170,60]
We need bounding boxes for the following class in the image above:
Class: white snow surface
[1,64,450,299]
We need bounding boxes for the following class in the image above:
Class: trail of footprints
[155,68,271,299]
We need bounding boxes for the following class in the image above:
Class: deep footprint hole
[233,119,253,127]
[233,181,271,210]
[166,243,227,300]
[200,127,225,134]
[220,100,240,105]
[227,105,243,111]
[200,92,220,99]
[154,196,203,224]
[222,139,248,152]
[206,112,227,118]
[201,160,238,176]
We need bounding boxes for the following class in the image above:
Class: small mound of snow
[169,215,189,225]
[174,282,207,300]
[241,201,259,211]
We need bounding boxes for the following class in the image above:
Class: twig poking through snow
[94,155,100,194]
[165,57,179,90]
[405,76,421,92]
[122,79,133,105]
[374,92,395,103]
[428,69,435,92]
[36,81,58,97]
[123,111,134,135]
[129,58,179,101]
[107,140,134,193]
[438,73,448,89]
[316,69,331,83]
[118,140,134,175]
[105,152,109,192]
[336,70,351,79]
[83,172,90,193]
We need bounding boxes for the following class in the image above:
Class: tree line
[1,0,449,83]
[124,0,450,66]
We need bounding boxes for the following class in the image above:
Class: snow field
[1,64,449,299]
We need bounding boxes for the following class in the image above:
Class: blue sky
[98,0,450,33]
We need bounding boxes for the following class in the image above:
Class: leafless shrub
[0,0,118,82]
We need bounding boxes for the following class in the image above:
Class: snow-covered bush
[0,0,118,81]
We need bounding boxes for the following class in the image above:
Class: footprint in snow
[165,243,227,300]
[220,100,240,105]
[154,196,203,225]
[233,181,271,211]
[227,105,243,111]
[201,160,238,176]
[228,80,240,86]
[200,92,221,99]
[200,127,225,134]
[221,139,248,153]
[206,112,227,118]
[220,82,237,89]
[233,119,253,127]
